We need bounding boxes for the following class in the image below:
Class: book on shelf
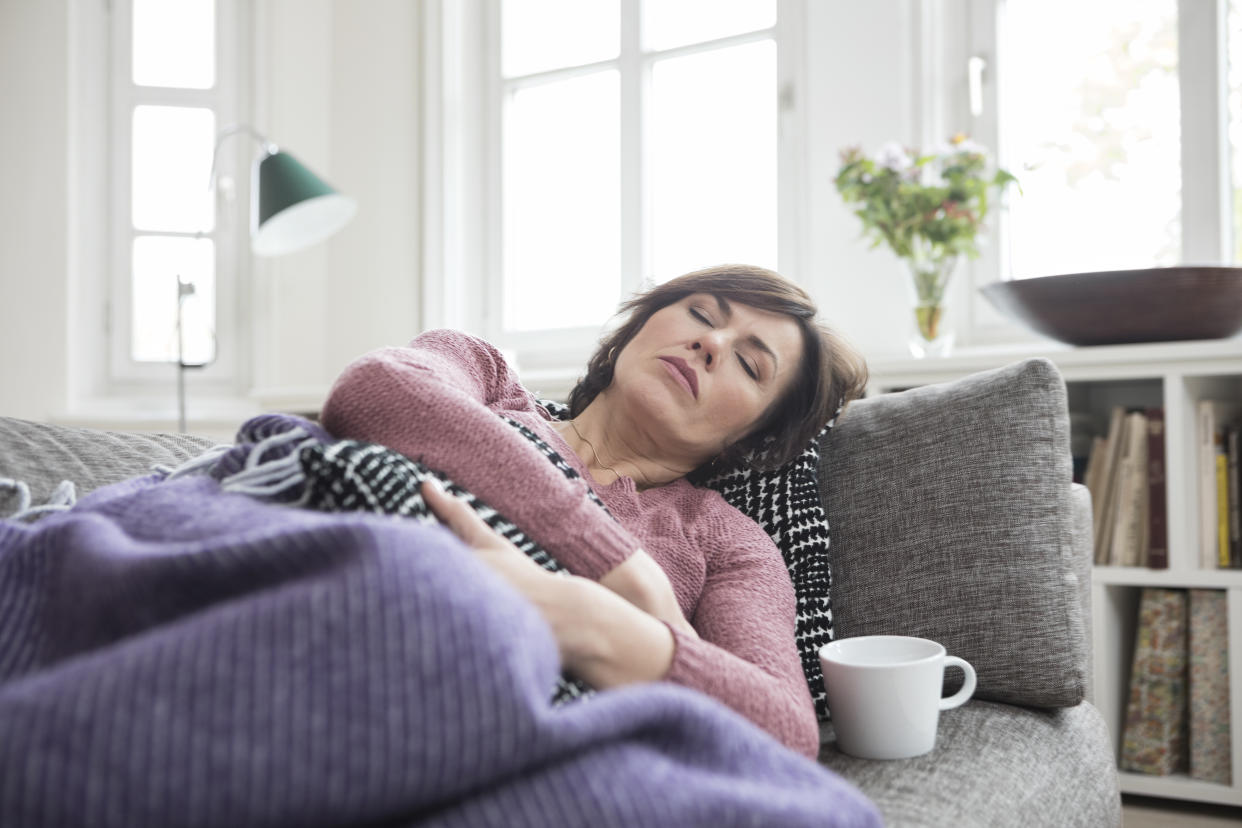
[1197,400,1242,569]
[1188,589,1231,786]
[1092,406,1128,565]
[1121,587,1189,776]
[1083,435,1108,561]
[1108,410,1150,568]
[1228,426,1240,569]
[1084,406,1166,567]
[1216,436,1229,568]
[1146,408,1168,570]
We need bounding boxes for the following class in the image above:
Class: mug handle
[939,656,977,710]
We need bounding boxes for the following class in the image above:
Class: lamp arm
[207,123,278,190]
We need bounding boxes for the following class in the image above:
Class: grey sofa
[817,357,1120,826]
[0,356,1120,827]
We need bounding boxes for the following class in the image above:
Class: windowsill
[53,394,263,443]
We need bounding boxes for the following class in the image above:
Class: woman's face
[610,293,804,460]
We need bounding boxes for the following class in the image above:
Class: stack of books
[1084,406,1167,568]
[1121,588,1231,785]
[1197,400,1242,569]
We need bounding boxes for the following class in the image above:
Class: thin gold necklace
[567,418,648,488]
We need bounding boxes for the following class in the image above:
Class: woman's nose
[691,339,716,368]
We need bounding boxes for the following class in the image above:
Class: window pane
[502,0,619,77]
[642,0,775,51]
[1002,0,1180,277]
[503,72,621,331]
[132,0,215,89]
[131,236,216,364]
[132,105,215,233]
[650,41,777,283]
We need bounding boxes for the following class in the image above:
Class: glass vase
[905,252,958,358]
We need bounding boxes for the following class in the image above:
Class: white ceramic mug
[818,635,976,760]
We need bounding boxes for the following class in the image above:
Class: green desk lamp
[175,126,357,431]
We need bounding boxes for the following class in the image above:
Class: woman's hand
[420,479,549,583]
[420,479,676,687]
[599,552,699,641]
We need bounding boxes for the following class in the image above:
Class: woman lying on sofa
[321,263,868,760]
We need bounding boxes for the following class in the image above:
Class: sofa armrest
[818,358,1087,708]
[1070,482,1094,702]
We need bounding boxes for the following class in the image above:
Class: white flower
[875,141,911,172]
[920,165,945,188]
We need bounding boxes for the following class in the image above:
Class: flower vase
[905,254,958,358]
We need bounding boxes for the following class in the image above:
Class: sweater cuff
[556,494,637,580]
[659,622,711,689]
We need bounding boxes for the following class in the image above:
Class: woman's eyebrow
[714,295,779,373]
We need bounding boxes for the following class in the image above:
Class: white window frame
[958,0,1232,346]
[422,0,807,393]
[104,0,250,394]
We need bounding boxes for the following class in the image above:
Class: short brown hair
[567,264,869,474]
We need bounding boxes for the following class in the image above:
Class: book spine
[1096,406,1128,565]
[1217,449,1229,568]
[1228,426,1240,569]
[1147,409,1168,569]
[1121,588,1189,776]
[1188,589,1232,785]
[1200,402,1219,569]
[1111,412,1149,567]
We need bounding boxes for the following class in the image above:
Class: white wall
[0,0,70,421]
[250,0,422,412]
[802,0,919,358]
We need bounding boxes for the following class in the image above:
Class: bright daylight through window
[125,0,219,365]
[499,0,777,334]
[999,0,1181,278]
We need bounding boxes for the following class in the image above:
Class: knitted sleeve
[665,512,820,759]
[320,329,638,577]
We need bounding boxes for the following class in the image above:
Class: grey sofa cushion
[0,416,221,514]
[819,358,1087,708]
[818,700,1120,827]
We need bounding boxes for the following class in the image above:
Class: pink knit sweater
[320,329,820,759]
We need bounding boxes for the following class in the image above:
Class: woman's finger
[421,479,499,548]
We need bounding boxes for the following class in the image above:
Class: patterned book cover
[1120,588,1189,775]
[1189,589,1232,785]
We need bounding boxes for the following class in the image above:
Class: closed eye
[689,306,713,326]
[737,353,758,380]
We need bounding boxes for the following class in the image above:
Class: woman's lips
[658,356,699,399]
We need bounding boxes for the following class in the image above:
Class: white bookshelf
[867,337,1242,808]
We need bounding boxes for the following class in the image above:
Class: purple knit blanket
[0,421,880,828]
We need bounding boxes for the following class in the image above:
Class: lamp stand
[176,274,196,434]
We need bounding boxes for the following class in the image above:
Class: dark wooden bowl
[978,266,1242,346]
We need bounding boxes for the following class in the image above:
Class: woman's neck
[558,397,693,491]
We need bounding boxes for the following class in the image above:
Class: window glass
[503,72,622,331]
[132,0,216,89]
[650,41,777,282]
[642,0,774,51]
[131,236,216,364]
[1001,0,1180,277]
[132,105,215,233]
[502,0,619,77]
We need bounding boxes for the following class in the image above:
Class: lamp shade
[251,150,357,257]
